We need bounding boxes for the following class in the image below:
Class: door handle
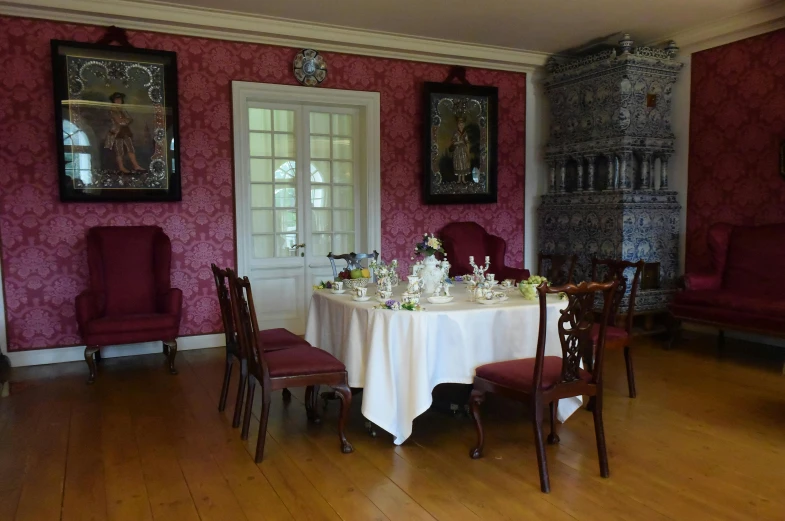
[290,243,306,257]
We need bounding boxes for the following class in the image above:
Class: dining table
[304,283,579,445]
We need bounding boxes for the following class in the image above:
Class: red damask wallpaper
[0,16,526,351]
[688,29,785,271]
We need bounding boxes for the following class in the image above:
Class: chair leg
[305,385,322,424]
[469,389,485,459]
[592,392,610,478]
[624,345,637,398]
[163,340,178,375]
[717,330,725,358]
[84,346,99,384]
[282,388,292,402]
[232,360,247,429]
[532,399,550,493]
[666,315,682,350]
[241,379,255,441]
[334,382,354,454]
[218,354,233,412]
[547,401,560,444]
[254,388,272,463]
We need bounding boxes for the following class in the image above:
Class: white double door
[233,84,378,334]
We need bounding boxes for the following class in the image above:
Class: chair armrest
[683,272,722,291]
[500,267,531,283]
[157,288,183,316]
[75,290,103,328]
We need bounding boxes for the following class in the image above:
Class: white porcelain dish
[427,296,454,304]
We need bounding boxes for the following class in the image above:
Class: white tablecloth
[304,286,580,444]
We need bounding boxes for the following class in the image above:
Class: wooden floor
[2,334,785,521]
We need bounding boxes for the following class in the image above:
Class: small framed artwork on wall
[51,39,181,202]
[422,82,498,204]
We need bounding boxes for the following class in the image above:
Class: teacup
[333,281,344,291]
[502,279,514,289]
[356,287,367,298]
[402,292,419,305]
[486,273,495,282]
[379,289,392,300]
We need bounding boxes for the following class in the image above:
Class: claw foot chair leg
[469,389,485,459]
[163,340,178,375]
[335,383,354,454]
[305,385,322,424]
[84,346,99,384]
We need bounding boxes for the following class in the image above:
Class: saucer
[353,295,371,302]
[331,289,346,294]
[477,295,509,305]
[427,296,454,304]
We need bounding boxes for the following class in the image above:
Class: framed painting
[422,82,498,204]
[51,40,181,202]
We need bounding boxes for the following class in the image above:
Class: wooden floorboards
[1,334,785,521]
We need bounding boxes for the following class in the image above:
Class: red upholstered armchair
[439,222,530,282]
[76,226,182,384]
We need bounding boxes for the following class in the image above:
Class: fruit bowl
[344,277,371,290]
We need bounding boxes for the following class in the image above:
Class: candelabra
[468,256,490,281]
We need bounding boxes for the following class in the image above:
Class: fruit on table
[361,268,370,278]
[338,269,351,280]
[350,268,363,279]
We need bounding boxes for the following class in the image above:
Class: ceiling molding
[0,0,549,72]
[647,0,785,53]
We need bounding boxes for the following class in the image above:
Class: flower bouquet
[519,275,548,300]
[413,233,444,258]
[375,299,423,311]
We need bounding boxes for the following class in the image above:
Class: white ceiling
[135,0,776,53]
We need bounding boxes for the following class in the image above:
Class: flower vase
[420,255,443,295]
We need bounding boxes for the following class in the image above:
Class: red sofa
[669,223,785,369]
[439,222,530,282]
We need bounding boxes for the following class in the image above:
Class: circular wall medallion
[293,49,327,86]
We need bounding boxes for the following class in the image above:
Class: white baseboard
[5,333,226,368]
[682,323,785,348]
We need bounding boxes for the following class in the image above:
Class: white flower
[427,237,440,249]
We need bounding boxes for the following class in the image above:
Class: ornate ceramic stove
[538,34,683,313]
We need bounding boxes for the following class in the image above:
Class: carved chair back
[590,258,645,334]
[327,250,379,279]
[227,269,270,384]
[534,280,618,389]
[211,264,238,354]
[538,253,577,286]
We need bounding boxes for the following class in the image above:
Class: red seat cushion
[265,346,346,378]
[591,323,629,346]
[85,314,179,335]
[475,356,591,391]
[258,328,310,351]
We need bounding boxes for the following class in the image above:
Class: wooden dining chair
[590,258,645,398]
[227,269,354,463]
[211,264,309,428]
[468,279,618,493]
[538,253,577,286]
[327,250,379,279]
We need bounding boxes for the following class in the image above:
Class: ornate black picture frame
[422,82,498,204]
[51,39,181,202]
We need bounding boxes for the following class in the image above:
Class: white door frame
[231,81,381,315]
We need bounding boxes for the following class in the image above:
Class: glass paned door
[240,102,361,333]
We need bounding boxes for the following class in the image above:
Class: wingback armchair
[439,222,530,282]
[76,226,182,384]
